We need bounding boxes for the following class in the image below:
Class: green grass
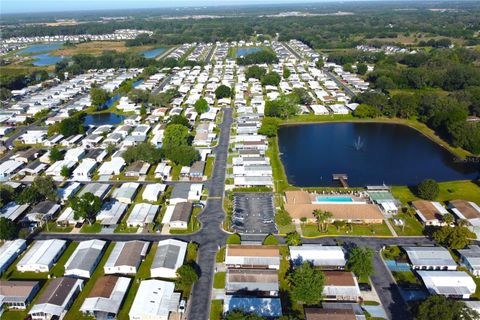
[45,221,73,233]
[266,137,291,192]
[213,272,226,289]
[278,246,304,319]
[210,300,223,320]
[50,242,79,277]
[470,275,480,299]
[117,243,158,319]
[277,224,296,235]
[392,180,480,205]
[301,222,392,237]
[216,246,226,263]
[80,222,102,233]
[392,271,421,286]
[171,164,182,181]
[63,242,115,320]
[169,207,202,234]
[381,245,402,260]
[389,213,424,236]
[205,156,215,178]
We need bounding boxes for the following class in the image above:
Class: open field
[51,41,156,56]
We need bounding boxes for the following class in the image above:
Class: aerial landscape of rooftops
[0,0,480,319]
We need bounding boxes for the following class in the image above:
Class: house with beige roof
[0,280,40,310]
[104,241,149,275]
[225,245,280,270]
[323,272,361,302]
[412,200,449,226]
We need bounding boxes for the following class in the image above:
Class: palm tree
[313,210,333,232]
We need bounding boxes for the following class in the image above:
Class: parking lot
[231,192,277,234]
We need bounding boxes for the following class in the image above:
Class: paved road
[151,72,175,96]
[282,42,302,60]
[324,69,356,98]
[204,45,216,64]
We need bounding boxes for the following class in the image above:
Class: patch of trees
[237,50,278,65]
[289,262,325,305]
[0,217,18,240]
[122,142,163,165]
[149,89,180,107]
[47,112,86,137]
[416,179,439,200]
[162,124,199,166]
[215,85,232,99]
[415,295,479,320]
[261,71,281,86]
[128,89,150,104]
[17,176,57,205]
[69,192,102,225]
[194,98,209,114]
[346,245,375,279]
[258,117,280,137]
[265,96,300,119]
[433,225,476,250]
[125,34,157,47]
[245,66,266,80]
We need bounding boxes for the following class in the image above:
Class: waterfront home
[403,246,457,270]
[449,200,480,227]
[104,241,149,275]
[0,239,27,274]
[29,277,83,320]
[458,245,480,276]
[151,239,187,278]
[412,200,449,226]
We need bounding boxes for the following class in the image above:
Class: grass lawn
[117,243,158,319]
[213,272,226,289]
[45,221,73,233]
[392,180,480,205]
[63,242,115,320]
[80,222,102,233]
[389,213,424,236]
[381,245,402,260]
[277,224,296,235]
[210,300,223,320]
[171,164,182,181]
[266,137,291,192]
[470,275,480,299]
[51,41,154,56]
[216,246,226,263]
[205,156,215,178]
[301,222,392,237]
[392,271,421,286]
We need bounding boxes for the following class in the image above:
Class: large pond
[84,113,125,126]
[142,48,166,58]
[236,47,263,57]
[18,43,66,66]
[278,122,479,187]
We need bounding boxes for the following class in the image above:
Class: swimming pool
[315,196,353,203]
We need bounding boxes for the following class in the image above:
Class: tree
[333,220,346,231]
[122,143,163,165]
[289,262,325,305]
[128,89,150,104]
[312,210,333,232]
[283,67,291,79]
[69,192,102,225]
[49,146,64,162]
[416,179,439,200]
[237,50,278,65]
[0,217,18,240]
[347,246,375,279]
[17,176,57,204]
[442,213,454,226]
[315,59,324,68]
[167,115,190,128]
[263,234,278,245]
[194,97,209,114]
[433,226,476,249]
[352,104,380,118]
[245,65,266,80]
[90,87,110,109]
[356,63,368,75]
[292,88,313,105]
[163,124,190,148]
[258,117,279,137]
[261,72,281,86]
[227,233,241,245]
[164,145,200,166]
[60,165,70,178]
[416,295,479,320]
[215,85,232,99]
[285,231,302,246]
[0,185,15,208]
[176,264,199,288]
[265,97,299,119]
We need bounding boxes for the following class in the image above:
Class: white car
[179,299,186,313]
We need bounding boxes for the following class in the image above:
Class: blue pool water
[236,47,263,57]
[142,48,166,58]
[316,196,353,203]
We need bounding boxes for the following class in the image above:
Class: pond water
[84,113,125,126]
[278,122,479,187]
[236,47,263,57]
[18,43,66,66]
[142,48,166,58]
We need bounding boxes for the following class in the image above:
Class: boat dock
[333,174,349,188]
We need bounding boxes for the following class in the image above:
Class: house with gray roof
[65,239,106,278]
[151,239,187,278]
[459,245,480,276]
[226,269,279,296]
[403,246,457,271]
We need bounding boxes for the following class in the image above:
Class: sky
[2,0,371,14]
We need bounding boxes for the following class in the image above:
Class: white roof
[0,239,26,272]
[142,183,166,201]
[17,239,66,269]
[418,271,476,296]
[127,203,159,225]
[97,201,128,225]
[0,202,29,221]
[404,246,457,267]
[129,280,180,318]
[289,245,346,267]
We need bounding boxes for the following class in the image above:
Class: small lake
[84,113,125,126]
[236,47,263,57]
[278,122,479,187]
[31,53,64,66]
[18,43,63,54]
[142,48,166,58]
[18,43,66,66]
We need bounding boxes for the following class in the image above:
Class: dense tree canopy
[347,246,375,279]
[0,217,18,240]
[122,143,164,165]
[416,179,439,200]
[70,192,102,225]
[245,65,267,80]
[289,262,325,305]
[194,98,209,114]
[215,85,232,99]
[416,295,479,320]
[265,96,299,119]
[433,226,476,250]
[17,176,57,205]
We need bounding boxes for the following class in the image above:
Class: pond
[17,43,66,66]
[31,53,64,66]
[142,48,166,58]
[236,47,263,57]
[84,113,125,126]
[17,43,63,54]
[278,122,479,187]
